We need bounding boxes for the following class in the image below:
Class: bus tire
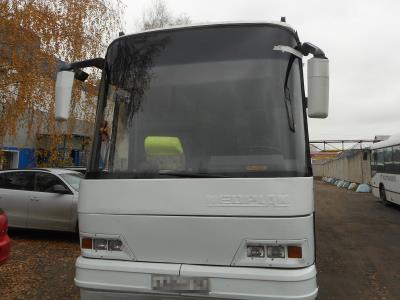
[379,185,389,206]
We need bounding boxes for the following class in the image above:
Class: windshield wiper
[157,171,227,178]
[283,54,296,132]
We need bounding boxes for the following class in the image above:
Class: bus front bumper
[75,256,318,300]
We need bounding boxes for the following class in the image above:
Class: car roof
[0,168,81,175]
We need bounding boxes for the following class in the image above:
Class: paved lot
[1,180,399,299]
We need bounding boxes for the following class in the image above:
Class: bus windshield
[90,25,310,178]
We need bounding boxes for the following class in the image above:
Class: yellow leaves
[0,0,123,166]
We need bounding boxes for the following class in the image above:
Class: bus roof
[114,21,296,43]
[371,133,400,149]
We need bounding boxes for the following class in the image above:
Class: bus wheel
[379,185,389,205]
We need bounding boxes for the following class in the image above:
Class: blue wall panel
[3,147,36,169]
[18,148,36,168]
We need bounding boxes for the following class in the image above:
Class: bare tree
[173,14,192,26]
[141,0,191,30]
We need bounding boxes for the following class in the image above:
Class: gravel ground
[1,180,399,299]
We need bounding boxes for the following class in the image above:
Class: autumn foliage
[0,0,123,166]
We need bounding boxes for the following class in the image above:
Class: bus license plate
[151,275,209,292]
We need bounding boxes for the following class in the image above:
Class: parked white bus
[370,134,400,205]
[55,21,329,300]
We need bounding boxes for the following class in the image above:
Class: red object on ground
[0,208,11,263]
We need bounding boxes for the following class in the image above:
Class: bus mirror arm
[59,57,105,82]
[300,42,327,59]
[60,57,105,70]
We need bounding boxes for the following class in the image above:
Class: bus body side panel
[371,173,400,205]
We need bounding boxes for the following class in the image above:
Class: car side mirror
[55,71,74,121]
[53,184,70,194]
[307,57,329,118]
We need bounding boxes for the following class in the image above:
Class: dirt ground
[1,180,399,299]
[315,180,400,299]
[0,229,80,299]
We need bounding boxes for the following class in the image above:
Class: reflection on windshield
[94,25,309,178]
[107,34,171,122]
[60,173,83,191]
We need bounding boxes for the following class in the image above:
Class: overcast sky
[123,0,400,140]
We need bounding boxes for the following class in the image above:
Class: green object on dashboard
[144,136,184,156]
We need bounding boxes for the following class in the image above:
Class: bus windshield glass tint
[93,25,309,178]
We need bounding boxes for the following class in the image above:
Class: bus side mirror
[307,58,329,118]
[55,71,74,121]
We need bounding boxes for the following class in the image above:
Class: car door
[0,171,34,228]
[27,171,74,231]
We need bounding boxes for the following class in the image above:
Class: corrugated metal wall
[312,151,371,184]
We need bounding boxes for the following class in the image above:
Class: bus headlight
[80,234,135,261]
[247,245,265,258]
[93,238,108,250]
[267,245,285,258]
[89,238,123,251]
[108,239,123,251]
[234,239,310,268]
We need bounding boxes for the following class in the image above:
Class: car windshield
[60,173,83,191]
[90,25,310,178]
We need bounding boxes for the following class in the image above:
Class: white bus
[55,21,329,300]
[370,134,400,205]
